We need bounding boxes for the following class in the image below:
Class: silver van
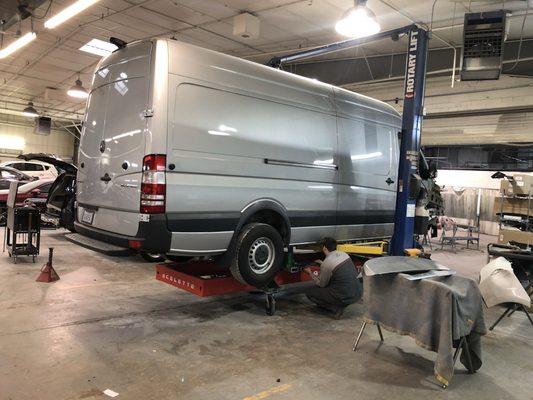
[75,39,400,287]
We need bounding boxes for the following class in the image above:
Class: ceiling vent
[233,12,260,39]
[460,10,507,81]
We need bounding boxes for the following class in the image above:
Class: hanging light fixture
[335,0,381,38]
[67,78,89,99]
[22,101,39,118]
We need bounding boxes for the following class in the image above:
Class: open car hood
[18,153,77,174]
[0,166,35,190]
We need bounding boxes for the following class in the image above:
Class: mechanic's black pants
[306,287,353,312]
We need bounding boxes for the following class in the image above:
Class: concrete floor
[0,230,531,400]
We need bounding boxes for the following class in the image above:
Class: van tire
[229,223,284,288]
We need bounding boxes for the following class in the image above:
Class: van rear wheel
[229,223,284,288]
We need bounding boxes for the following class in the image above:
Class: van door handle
[386,177,394,185]
[100,173,111,182]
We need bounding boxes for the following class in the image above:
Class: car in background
[0,166,34,190]
[17,154,78,232]
[0,159,58,179]
[22,181,55,215]
[0,168,54,224]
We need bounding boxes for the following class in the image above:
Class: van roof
[162,39,400,120]
[95,38,400,120]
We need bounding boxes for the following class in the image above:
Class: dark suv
[18,154,77,231]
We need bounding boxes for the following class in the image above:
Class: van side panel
[166,41,335,115]
[165,76,338,253]
[171,83,336,168]
[162,40,401,253]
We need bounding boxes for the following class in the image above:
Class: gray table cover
[363,271,487,386]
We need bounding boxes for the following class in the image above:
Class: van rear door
[77,42,153,236]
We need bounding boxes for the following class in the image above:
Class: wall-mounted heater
[461,10,507,81]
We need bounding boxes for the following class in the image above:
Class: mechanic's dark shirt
[312,250,360,302]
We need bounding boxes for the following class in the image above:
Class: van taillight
[140,154,166,214]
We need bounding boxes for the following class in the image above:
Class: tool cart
[3,181,41,263]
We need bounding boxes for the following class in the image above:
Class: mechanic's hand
[303,267,312,275]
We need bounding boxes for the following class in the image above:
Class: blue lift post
[390,27,429,255]
[268,24,430,256]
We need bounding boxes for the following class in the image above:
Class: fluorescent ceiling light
[67,78,89,99]
[45,0,101,29]
[335,0,380,38]
[22,102,39,118]
[0,32,37,59]
[351,151,382,160]
[80,38,117,57]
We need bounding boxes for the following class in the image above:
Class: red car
[0,167,54,224]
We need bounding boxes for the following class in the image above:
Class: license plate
[82,210,94,224]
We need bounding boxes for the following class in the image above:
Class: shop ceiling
[0,0,532,145]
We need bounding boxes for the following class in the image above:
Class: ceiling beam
[287,39,533,87]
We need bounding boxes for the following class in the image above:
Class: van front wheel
[230,223,284,288]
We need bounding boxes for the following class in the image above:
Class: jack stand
[36,248,59,283]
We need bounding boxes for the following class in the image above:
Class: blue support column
[390,27,429,256]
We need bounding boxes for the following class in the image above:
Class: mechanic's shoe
[333,307,346,320]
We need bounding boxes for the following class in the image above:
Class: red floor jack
[156,250,320,315]
[36,247,60,283]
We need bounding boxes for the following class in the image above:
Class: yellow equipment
[337,241,388,257]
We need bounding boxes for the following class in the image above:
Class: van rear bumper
[74,214,172,254]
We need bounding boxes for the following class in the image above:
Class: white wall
[353,75,533,145]
[436,169,533,190]
[0,122,74,162]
